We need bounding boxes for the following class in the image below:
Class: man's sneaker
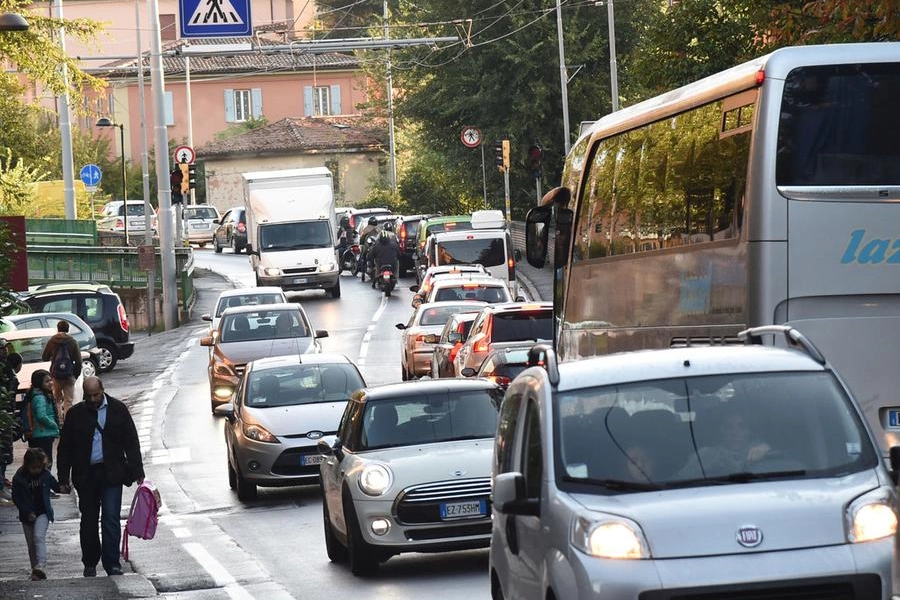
[83,566,97,577]
[32,567,46,580]
[0,487,12,500]
[107,566,123,576]
[0,497,13,507]
[49,490,59,498]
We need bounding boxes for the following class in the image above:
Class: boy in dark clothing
[41,321,81,425]
[12,448,67,580]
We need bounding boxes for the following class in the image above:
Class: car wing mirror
[213,219,220,224]
[395,323,407,330]
[461,367,477,377]
[213,403,235,421]
[315,330,329,339]
[890,446,900,485]
[200,336,213,347]
[448,332,462,344]
[201,313,212,322]
[409,285,420,293]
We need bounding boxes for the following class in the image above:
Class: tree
[767,0,899,45]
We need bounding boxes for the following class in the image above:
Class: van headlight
[847,492,897,543]
[263,267,282,276]
[571,516,649,559]
[358,464,392,497]
[318,261,337,273]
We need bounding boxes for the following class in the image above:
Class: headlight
[358,464,393,496]
[213,386,234,399]
[848,496,897,543]
[319,261,337,273]
[264,267,282,277]
[571,517,649,559]
[242,423,278,443]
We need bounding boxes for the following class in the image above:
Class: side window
[14,318,42,330]
[496,391,523,475]
[48,318,83,335]
[41,299,75,314]
[83,297,102,322]
[340,401,364,451]
[520,400,543,500]
[220,210,231,225]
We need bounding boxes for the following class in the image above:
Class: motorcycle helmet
[382,221,394,232]
[368,216,378,226]
[340,215,350,228]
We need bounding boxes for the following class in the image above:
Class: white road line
[182,542,235,587]
[358,296,388,365]
[172,527,192,538]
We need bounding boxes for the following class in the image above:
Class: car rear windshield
[425,221,473,238]
[776,63,900,186]
[437,238,505,267]
[245,363,364,407]
[555,371,878,493]
[215,293,285,317]
[185,207,218,220]
[220,310,308,342]
[259,221,332,251]
[121,204,146,217]
[484,363,527,380]
[361,390,502,450]
[491,311,553,343]
[432,284,509,303]
[419,304,475,326]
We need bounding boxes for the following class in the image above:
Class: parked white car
[97,200,149,234]
[181,205,220,246]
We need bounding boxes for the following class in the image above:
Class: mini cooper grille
[395,478,491,525]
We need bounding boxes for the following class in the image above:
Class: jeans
[77,464,123,572]
[22,514,50,568]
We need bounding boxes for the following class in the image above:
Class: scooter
[340,233,361,275]
[358,235,376,282]
[375,264,397,297]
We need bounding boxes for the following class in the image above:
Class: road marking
[357,296,388,365]
[182,542,234,586]
[150,446,192,465]
[172,527,192,538]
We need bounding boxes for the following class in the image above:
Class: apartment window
[224,89,262,123]
[234,90,252,122]
[304,85,342,116]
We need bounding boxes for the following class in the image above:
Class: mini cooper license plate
[440,499,486,520]
[300,454,325,466]
[293,278,308,285]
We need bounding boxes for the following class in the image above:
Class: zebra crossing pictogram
[189,0,244,25]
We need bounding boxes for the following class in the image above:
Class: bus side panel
[559,242,748,360]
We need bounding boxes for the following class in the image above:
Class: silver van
[490,327,899,599]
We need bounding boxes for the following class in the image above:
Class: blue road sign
[180,0,252,38]
[80,164,102,187]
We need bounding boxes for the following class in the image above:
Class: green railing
[25,219,97,246]
[26,246,195,313]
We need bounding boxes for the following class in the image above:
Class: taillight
[472,333,489,354]
[117,304,129,332]
[488,375,511,387]
[449,342,462,362]
[399,225,407,242]
[349,215,357,228]
[414,334,425,343]
[236,222,246,233]
[508,256,515,280]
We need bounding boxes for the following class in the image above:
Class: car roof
[425,264,487,275]
[247,353,355,371]
[480,346,532,367]
[26,282,113,295]
[1,327,58,341]
[423,214,471,225]
[415,300,488,317]
[480,301,553,314]
[356,378,498,402]
[432,229,506,242]
[219,303,303,318]
[548,345,828,393]
[6,312,91,327]
[431,277,507,290]
[217,287,287,300]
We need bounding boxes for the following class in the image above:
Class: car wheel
[232,236,242,254]
[491,573,506,600]
[322,497,348,563]
[235,462,257,501]
[81,358,96,379]
[343,494,378,577]
[214,236,223,254]
[401,365,409,381]
[330,279,341,299]
[96,342,118,372]
[227,454,237,490]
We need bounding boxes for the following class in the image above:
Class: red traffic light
[528,145,543,167]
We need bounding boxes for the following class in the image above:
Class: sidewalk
[516,259,553,302]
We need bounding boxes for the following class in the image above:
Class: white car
[202,286,289,334]
[181,205,221,246]
[2,327,86,403]
[319,378,503,576]
[97,200,149,234]
[395,301,486,380]
[424,276,512,304]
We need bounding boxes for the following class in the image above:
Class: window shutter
[303,86,313,116]
[224,89,235,123]
[251,88,263,119]
[164,91,174,126]
[330,85,341,115]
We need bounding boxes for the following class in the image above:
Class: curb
[517,270,544,302]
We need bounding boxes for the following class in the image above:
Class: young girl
[25,370,60,472]
[11,448,66,581]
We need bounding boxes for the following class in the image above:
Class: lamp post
[95,117,128,245]
[0,12,29,30]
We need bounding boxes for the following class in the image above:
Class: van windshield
[437,238,505,267]
[259,221,332,251]
[555,372,878,493]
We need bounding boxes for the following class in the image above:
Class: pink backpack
[121,480,161,560]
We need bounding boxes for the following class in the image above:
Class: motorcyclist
[336,215,357,273]
[358,216,380,280]
[368,230,401,289]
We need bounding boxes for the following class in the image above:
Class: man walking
[41,321,81,425]
[57,376,144,577]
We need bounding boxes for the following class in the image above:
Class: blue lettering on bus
[840,229,900,265]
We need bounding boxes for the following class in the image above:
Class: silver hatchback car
[490,327,899,599]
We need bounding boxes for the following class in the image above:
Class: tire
[401,365,408,381]
[231,236,242,254]
[384,289,391,298]
[343,495,378,577]
[214,236,222,254]
[350,260,359,277]
[323,499,348,563]
[96,342,118,372]
[491,573,506,600]
[235,463,257,501]
[331,279,341,299]
[227,455,237,490]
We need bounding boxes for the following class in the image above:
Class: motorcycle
[375,264,397,297]
[340,232,361,275]
[358,235,376,282]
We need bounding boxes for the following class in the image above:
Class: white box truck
[243,167,341,298]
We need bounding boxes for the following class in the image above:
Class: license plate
[888,409,900,428]
[293,278,308,285]
[439,499,486,520]
[191,223,206,229]
[300,454,325,466]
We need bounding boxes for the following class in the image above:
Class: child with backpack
[12,448,68,580]
[23,370,60,473]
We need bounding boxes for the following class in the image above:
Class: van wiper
[569,477,664,492]
[672,469,808,487]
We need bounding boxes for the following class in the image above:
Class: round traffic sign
[80,164,102,187]
[460,126,482,148]
[173,145,196,165]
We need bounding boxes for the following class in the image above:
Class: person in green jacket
[25,370,60,473]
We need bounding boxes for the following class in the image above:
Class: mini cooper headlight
[358,464,393,496]
[571,517,649,559]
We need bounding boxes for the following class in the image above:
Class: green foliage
[213,117,270,141]
[0,148,49,215]
[767,0,900,46]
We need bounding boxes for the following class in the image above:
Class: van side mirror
[890,446,900,485]
[202,313,212,322]
[493,472,540,516]
[315,330,329,339]
[525,205,551,269]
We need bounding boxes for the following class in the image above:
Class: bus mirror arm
[889,447,900,485]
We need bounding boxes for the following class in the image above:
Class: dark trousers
[28,437,55,471]
[76,464,123,572]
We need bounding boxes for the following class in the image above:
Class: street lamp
[95,117,128,245]
[0,12,29,31]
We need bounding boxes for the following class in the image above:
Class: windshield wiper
[672,469,808,487]
[567,477,664,492]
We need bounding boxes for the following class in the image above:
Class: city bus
[526,42,900,455]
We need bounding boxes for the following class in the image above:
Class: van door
[513,397,545,599]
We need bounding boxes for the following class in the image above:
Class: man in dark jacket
[369,230,402,288]
[41,320,81,425]
[57,376,144,577]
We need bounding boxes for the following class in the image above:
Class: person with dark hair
[25,370,60,473]
[12,447,67,581]
[41,320,81,425]
[57,376,144,577]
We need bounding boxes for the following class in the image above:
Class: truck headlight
[318,261,337,273]
[571,516,649,559]
[358,464,392,496]
[848,492,897,543]
[264,267,282,276]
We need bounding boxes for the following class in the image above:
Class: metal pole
[555,0,571,154]
[136,0,155,333]
[480,143,487,209]
[185,53,194,207]
[535,178,542,206]
[53,0,77,219]
[383,0,397,193]
[119,124,128,245]
[503,168,511,223]
[607,0,619,111]
[149,0,177,329]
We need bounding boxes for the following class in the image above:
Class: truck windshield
[555,372,878,493]
[260,221,332,251]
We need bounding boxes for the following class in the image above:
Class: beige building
[197,116,386,212]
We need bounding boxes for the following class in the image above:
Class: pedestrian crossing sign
[180,0,252,38]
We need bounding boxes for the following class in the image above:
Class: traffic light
[528,145,543,178]
[178,162,189,194]
[170,168,184,204]
[501,139,510,171]
[494,140,504,171]
[187,163,197,190]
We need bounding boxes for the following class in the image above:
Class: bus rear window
[776,63,900,187]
